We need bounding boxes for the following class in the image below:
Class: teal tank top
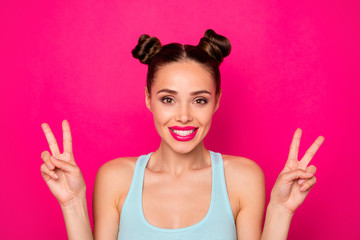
[117,151,237,240]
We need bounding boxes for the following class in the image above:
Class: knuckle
[278,172,286,180]
[309,165,317,171]
[290,145,299,151]
[41,151,49,158]
[40,163,48,172]
[63,139,72,144]
[305,150,314,157]
[306,165,316,173]
[279,172,291,182]
[75,166,81,174]
[48,140,58,145]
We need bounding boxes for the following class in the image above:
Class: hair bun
[132,34,162,64]
[197,29,231,64]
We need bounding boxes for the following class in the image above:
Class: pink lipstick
[168,126,198,141]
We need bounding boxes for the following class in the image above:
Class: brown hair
[131,29,231,95]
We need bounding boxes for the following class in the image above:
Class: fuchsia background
[1,0,359,239]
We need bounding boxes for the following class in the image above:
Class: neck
[148,141,211,176]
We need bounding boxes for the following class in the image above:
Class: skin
[40,61,324,240]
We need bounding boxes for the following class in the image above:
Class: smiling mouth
[169,128,198,136]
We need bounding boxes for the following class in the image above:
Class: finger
[40,163,59,179]
[280,169,313,184]
[41,123,61,157]
[298,165,317,184]
[299,136,325,169]
[50,156,78,173]
[300,176,317,192]
[41,151,55,171]
[306,165,317,174]
[286,128,302,166]
[62,120,73,154]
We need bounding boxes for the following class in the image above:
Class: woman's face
[145,61,221,154]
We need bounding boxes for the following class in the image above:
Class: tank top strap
[119,152,153,221]
[209,151,236,225]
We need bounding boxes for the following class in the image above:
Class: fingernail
[300,186,306,191]
[298,179,305,185]
[47,163,55,170]
[53,173,59,179]
[306,171,313,176]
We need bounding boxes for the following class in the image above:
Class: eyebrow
[156,89,211,95]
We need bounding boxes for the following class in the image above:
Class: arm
[261,129,324,240]
[40,120,93,240]
[224,156,265,240]
[92,157,136,239]
[92,161,121,239]
[235,161,266,240]
[261,200,293,240]
[61,197,94,240]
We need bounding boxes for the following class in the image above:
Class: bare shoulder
[221,154,265,213]
[94,156,138,205]
[222,155,265,222]
[93,156,139,238]
[96,156,138,179]
[220,156,265,238]
[221,154,264,182]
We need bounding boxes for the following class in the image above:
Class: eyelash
[161,97,175,104]
[161,97,208,105]
[194,98,208,104]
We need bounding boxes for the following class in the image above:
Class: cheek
[196,108,215,126]
[151,104,173,124]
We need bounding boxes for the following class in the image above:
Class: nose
[175,103,193,123]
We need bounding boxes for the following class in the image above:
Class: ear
[145,86,152,112]
[214,88,222,113]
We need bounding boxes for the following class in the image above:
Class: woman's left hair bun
[197,29,231,64]
[132,34,162,64]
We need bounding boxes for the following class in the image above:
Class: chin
[166,139,204,155]
[172,145,196,154]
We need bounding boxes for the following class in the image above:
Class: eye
[194,98,208,104]
[161,97,175,104]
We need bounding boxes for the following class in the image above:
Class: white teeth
[172,129,195,136]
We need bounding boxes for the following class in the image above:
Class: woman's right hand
[40,120,86,207]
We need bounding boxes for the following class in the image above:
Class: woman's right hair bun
[198,29,231,64]
[132,34,162,64]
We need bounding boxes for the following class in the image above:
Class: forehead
[152,61,215,93]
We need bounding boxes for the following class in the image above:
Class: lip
[168,126,198,142]
[169,126,197,130]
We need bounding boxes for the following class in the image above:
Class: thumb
[279,169,314,184]
[50,156,78,173]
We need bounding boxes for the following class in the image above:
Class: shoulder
[96,156,138,179]
[94,155,140,207]
[219,156,265,240]
[92,155,143,238]
[221,154,264,183]
[220,154,265,210]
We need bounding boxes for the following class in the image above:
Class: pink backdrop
[1,0,359,239]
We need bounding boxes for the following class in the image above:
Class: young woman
[40,29,324,240]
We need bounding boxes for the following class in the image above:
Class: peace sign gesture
[270,128,325,214]
[40,120,86,207]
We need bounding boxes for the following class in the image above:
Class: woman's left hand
[270,128,325,215]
